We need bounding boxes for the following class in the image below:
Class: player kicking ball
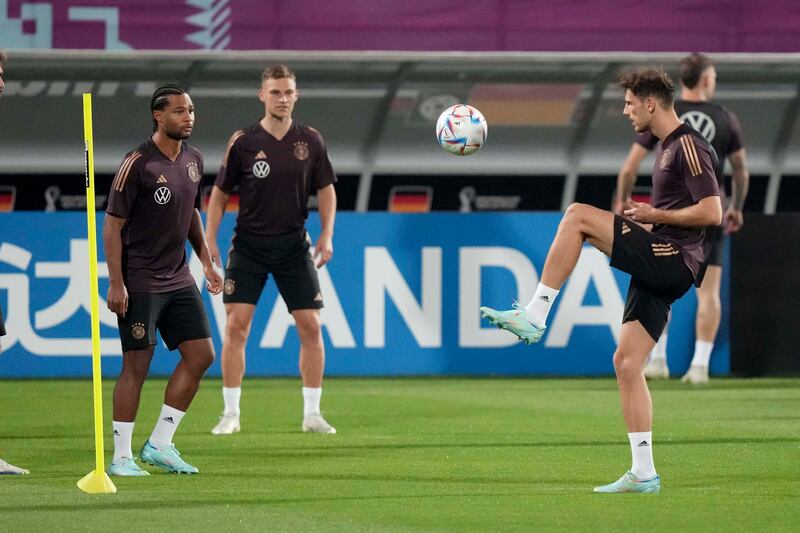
[481,68,722,493]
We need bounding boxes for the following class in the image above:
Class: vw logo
[680,111,716,142]
[252,160,270,178]
[154,186,171,205]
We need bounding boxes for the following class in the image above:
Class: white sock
[690,340,713,368]
[524,283,560,326]
[112,421,134,462]
[149,404,185,449]
[303,387,322,418]
[628,431,657,480]
[650,332,668,361]
[223,386,241,416]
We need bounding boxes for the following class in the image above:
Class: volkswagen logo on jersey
[680,111,716,142]
[154,186,171,205]
[252,160,271,179]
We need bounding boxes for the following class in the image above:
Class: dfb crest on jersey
[680,111,716,142]
[294,141,309,161]
[252,160,270,178]
[186,161,201,183]
[660,149,672,170]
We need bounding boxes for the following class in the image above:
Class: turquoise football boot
[140,440,198,474]
[479,303,546,344]
[108,457,150,477]
[593,471,661,493]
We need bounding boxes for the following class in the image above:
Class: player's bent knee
[561,202,595,229]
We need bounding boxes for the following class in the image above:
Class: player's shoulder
[225,125,254,148]
[120,141,149,170]
[297,123,326,145]
[681,127,713,154]
[678,99,734,121]
[181,141,204,161]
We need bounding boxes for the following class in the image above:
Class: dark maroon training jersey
[215,121,337,236]
[636,100,743,204]
[651,123,720,283]
[106,139,203,293]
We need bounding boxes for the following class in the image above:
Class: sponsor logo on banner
[0,213,726,378]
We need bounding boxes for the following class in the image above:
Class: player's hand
[723,208,743,234]
[314,232,333,268]
[107,280,129,317]
[623,200,659,224]
[204,264,223,295]
[208,240,222,269]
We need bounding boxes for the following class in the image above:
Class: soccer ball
[436,104,488,156]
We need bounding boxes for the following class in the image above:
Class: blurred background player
[104,85,222,476]
[206,65,338,435]
[481,68,721,492]
[615,53,750,384]
[0,49,29,476]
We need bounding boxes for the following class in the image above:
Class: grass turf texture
[1,378,798,532]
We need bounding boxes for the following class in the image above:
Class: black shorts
[117,284,212,352]
[610,216,694,341]
[223,228,323,312]
[702,225,725,267]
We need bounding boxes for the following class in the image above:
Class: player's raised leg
[294,309,336,434]
[211,303,255,435]
[142,337,214,474]
[594,320,661,493]
[481,203,615,343]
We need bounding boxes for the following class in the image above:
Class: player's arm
[725,148,750,233]
[205,185,230,268]
[314,184,336,268]
[103,214,128,316]
[624,195,722,228]
[188,208,222,295]
[209,131,243,267]
[625,135,722,227]
[615,143,649,214]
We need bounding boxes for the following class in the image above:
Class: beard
[165,126,192,140]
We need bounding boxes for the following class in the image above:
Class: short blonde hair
[261,64,295,81]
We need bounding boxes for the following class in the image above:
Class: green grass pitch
[1,377,798,531]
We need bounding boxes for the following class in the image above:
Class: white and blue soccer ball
[436,104,488,156]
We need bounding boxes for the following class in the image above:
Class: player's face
[622,90,653,133]
[701,66,717,99]
[259,77,298,120]
[155,93,195,140]
[0,65,5,97]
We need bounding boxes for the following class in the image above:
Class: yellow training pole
[77,93,117,494]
